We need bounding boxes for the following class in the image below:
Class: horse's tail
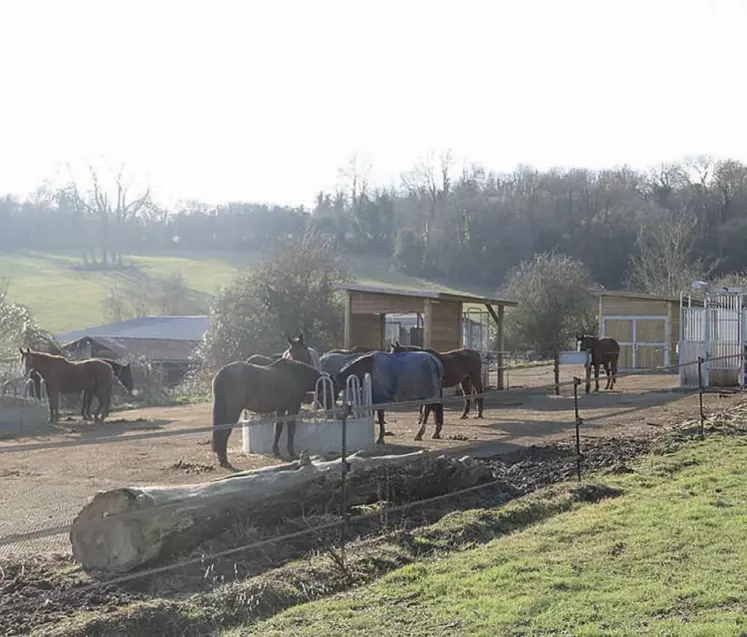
[211,371,233,466]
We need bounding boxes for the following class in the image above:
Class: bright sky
[1,0,745,208]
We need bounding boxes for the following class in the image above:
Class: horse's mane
[25,349,66,362]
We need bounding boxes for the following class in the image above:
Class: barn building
[597,291,683,371]
[55,315,209,385]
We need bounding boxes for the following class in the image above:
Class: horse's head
[578,334,597,351]
[19,347,32,374]
[388,340,407,353]
[284,331,314,366]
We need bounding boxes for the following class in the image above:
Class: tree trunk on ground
[69,451,491,574]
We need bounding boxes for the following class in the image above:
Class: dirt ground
[0,363,740,557]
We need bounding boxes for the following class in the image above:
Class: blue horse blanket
[369,351,444,405]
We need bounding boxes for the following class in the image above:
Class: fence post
[573,377,583,482]
[339,402,352,563]
[554,350,560,396]
[697,356,705,439]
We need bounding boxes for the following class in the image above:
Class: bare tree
[63,165,154,268]
[626,208,714,297]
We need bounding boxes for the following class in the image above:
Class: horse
[211,358,326,468]
[19,348,116,424]
[335,350,444,443]
[319,350,388,432]
[282,332,322,370]
[81,359,134,420]
[324,346,377,355]
[577,334,620,393]
[388,341,484,424]
[246,353,283,366]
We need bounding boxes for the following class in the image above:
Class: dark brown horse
[388,342,484,424]
[577,334,620,393]
[19,348,116,424]
[211,358,326,468]
[81,359,134,420]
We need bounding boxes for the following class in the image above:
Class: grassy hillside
[228,433,747,636]
[0,250,490,334]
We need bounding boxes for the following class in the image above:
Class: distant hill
[0,250,492,334]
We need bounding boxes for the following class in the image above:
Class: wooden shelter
[335,283,517,388]
[598,291,685,370]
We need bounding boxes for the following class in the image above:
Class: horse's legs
[47,388,60,424]
[459,379,473,419]
[420,403,431,425]
[610,357,619,390]
[286,413,297,460]
[432,393,444,439]
[98,385,112,423]
[377,411,387,444]
[377,409,387,426]
[594,364,601,392]
[272,410,284,458]
[603,362,612,390]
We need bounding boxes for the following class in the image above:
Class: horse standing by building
[577,334,620,393]
[19,348,116,424]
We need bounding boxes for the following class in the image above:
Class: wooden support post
[344,291,353,349]
[485,303,505,390]
[554,350,560,396]
[423,299,433,348]
[379,313,386,350]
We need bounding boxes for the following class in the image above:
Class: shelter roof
[335,283,517,311]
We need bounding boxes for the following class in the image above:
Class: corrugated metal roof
[61,335,201,362]
[55,316,209,345]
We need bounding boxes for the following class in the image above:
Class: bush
[199,231,353,370]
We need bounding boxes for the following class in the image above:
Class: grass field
[230,432,747,636]
[0,249,488,334]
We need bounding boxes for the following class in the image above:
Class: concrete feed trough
[0,395,49,437]
[242,373,375,456]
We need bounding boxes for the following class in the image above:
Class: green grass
[228,434,747,637]
[0,250,488,334]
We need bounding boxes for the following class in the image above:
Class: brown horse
[388,341,484,424]
[211,358,326,468]
[19,348,116,424]
[577,334,620,393]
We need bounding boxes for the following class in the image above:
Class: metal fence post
[573,377,583,482]
[697,356,705,439]
[339,402,352,563]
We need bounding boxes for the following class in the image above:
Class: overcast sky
[1,0,744,207]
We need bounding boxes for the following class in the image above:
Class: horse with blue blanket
[335,350,445,443]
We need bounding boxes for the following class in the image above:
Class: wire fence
[0,351,744,634]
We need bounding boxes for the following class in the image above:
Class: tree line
[2,155,744,295]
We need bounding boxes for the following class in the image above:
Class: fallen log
[70,450,491,574]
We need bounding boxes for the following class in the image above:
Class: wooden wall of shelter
[598,292,681,370]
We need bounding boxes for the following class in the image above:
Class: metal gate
[679,287,744,387]
[601,315,670,370]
